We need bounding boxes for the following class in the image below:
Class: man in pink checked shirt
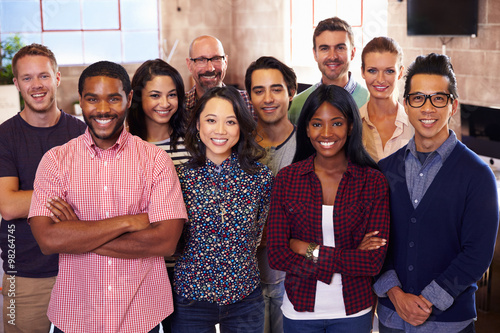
[28,61,187,333]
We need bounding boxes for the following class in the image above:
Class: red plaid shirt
[29,129,187,333]
[267,155,390,315]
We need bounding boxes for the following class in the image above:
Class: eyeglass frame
[189,55,226,67]
[405,92,455,108]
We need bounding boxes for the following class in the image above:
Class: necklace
[208,163,231,225]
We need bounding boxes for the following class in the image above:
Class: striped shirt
[29,129,187,333]
[151,137,190,166]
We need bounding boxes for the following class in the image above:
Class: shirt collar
[298,154,360,178]
[361,102,410,128]
[405,130,457,162]
[205,151,238,171]
[320,72,356,94]
[83,127,130,157]
[191,83,227,103]
[343,72,357,94]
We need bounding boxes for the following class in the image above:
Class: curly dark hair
[293,84,378,170]
[185,86,265,174]
[127,59,186,150]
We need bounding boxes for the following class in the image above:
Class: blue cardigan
[377,141,499,322]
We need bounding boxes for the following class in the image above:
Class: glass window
[0,0,159,65]
[42,0,81,30]
[121,0,158,30]
[83,31,121,63]
[82,0,119,30]
[43,31,84,65]
[123,31,159,63]
[0,0,41,33]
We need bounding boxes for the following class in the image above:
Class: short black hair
[78,61,131,96]
[404,53,459,99]
[185,86,265,174]
[293,84,378,170]
[244,56,297,98]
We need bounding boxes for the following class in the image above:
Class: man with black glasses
[185,35,253,114]
[373,53,499,332]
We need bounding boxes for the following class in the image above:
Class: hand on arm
[92,218,184,259]
[357,231,387,251]
[387,286,432,326]
[46,196,79,223]
[0,177,33,220]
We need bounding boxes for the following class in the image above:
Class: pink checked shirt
[29,129,187,333]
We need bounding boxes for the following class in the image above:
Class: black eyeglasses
[406,92,454,108]
[189,55,225,67]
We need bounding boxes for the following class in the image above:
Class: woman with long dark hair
[268,85,390,332]
[172,86,273,332]
[128,58,190,165]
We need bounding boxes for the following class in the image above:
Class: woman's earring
[196,132,201,142]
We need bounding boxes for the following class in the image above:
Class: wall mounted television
[407,0,478,36]
[461,103,500,172]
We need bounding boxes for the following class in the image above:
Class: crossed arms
[30,197,184,259]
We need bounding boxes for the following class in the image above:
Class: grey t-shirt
[258,129,296,284]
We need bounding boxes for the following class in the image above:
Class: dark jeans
[283,311,372,333]
[171,285,265,333]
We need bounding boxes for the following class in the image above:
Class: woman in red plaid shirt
[267,84,390,332]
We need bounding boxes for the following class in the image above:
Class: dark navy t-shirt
[0,111,86,277]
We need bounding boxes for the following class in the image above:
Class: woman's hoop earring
[196,132,201,142]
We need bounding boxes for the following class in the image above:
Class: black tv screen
[461,103,500,161]
[407,0,478,36]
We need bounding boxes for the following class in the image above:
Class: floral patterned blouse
[174,153,273,305]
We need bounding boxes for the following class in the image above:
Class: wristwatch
[312,245,320,263]
[306,242,318,261]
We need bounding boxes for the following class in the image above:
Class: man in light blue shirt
[288,17,368,124]
[375,53,499,333]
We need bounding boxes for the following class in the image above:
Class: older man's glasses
[189,55,225,67]
[406,92,454,108]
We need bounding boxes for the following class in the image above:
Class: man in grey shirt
[245,56,298,333]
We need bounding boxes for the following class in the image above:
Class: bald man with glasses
[185,35,253,115]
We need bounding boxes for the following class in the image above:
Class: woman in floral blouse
[171,86,273,332]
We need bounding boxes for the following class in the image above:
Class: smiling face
[197,97,240,165]
[307,101,350,162]
[142,75,178,129]
[404,74,458,152]
[13,55,61,115]
[362,51,403,100]
[250,68,293,126]
[313,30,355,86]
[187,36,227,96]
[80,76,132,150]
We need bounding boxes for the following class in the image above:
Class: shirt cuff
[421,280,454,311]
[373,269,402,298]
